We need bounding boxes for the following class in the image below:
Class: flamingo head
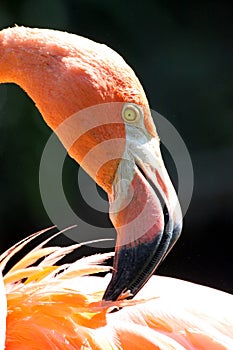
[0,26,182,301]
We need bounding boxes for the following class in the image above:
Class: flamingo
[0,26,232,349]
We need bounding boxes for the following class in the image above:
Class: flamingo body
[2,230,233,350]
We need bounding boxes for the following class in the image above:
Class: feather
[0,271,6,350]
[1,228,233,349]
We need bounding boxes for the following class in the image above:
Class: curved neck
[0,27,124,193]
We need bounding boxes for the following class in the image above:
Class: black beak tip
[102,220,181,301]
[102,234,164,301]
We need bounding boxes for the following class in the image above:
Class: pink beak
[103,134,182,301]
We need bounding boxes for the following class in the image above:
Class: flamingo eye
[122,104,142,124]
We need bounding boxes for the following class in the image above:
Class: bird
[0,26,232,349]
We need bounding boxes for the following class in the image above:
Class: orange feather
[1,229,233,349]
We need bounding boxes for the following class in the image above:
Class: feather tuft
[2,228,233,349]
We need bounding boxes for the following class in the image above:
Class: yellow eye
[122,104,141,123]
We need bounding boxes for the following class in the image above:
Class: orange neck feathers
[0,26,153,192]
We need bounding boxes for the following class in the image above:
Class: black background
[0,1,232,293]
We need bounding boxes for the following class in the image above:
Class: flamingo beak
[103,126,182,301]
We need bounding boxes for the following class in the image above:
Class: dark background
[0,1,232,293]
